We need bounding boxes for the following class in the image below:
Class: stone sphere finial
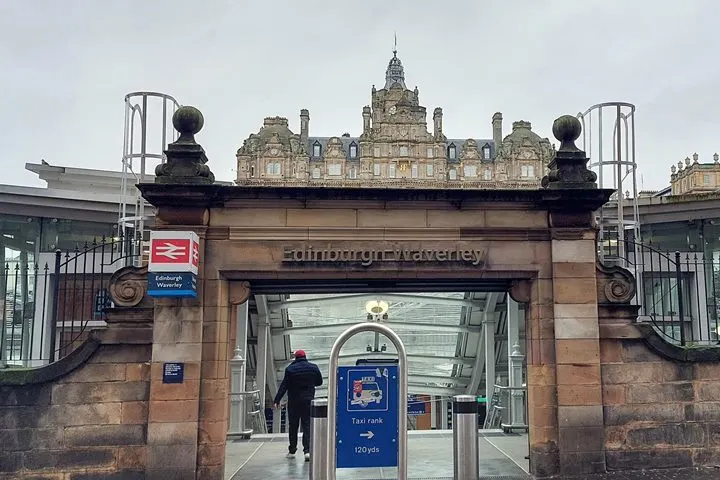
[552,115,582,152]
[172,106,204,141]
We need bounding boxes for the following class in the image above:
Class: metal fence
[600,237,720,346]
[1,233,142,367]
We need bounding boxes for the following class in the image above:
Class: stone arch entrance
[139,109,616,479]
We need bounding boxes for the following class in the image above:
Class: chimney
[300,109,309,143]
[433,107,443,137]
[492,112,503,147]
[362,106,371,133]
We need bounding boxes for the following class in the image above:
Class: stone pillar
[145,295,204,479]
[541,115,608,476]
[551,236,605,475]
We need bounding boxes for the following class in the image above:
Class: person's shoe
[304,453,310,462]
[286,452,296,459]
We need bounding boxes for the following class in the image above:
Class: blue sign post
[336,365,398,468]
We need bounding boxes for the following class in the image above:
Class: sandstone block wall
[601,337,720,470]
[0,343,151,480]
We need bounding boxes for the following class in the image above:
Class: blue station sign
[147,272,197,298]
[336,365,399,468]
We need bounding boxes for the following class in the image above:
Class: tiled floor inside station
[225,430,530,480]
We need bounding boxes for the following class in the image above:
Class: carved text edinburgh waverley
[282,245,488,267]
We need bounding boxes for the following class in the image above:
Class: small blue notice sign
[336,365,398,468]
[163,362,184,384]
[148,272,197,298]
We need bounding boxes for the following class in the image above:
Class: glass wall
[1,214,115,363]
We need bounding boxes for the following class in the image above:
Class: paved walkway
[558,467,720,480]
[225,430,529,480]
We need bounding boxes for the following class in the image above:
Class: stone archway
[139,109,613,479]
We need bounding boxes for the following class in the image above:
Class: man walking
[274,349,323,461]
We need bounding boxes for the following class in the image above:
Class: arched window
[447,144,456,159]
[313,141,322,157]
[250,164,256,177]
[349,142,358,159]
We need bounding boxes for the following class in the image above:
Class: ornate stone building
[235,49,555,188]
[670,152,720,195]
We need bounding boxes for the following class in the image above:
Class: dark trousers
[287,399,311,454]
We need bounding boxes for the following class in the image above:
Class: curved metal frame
[577,101,639,263]
[119,92,180,258]
[326,322,408,480]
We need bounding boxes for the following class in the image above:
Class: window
[312,168,321,179]
[704,174,711,185]
[349,142,358,159]
[328,164,341,176]
[374,146,381,157]
[349,166,357,179]
[482,144,491,159]
[521,165,535,178]
[388,164,396,178]
[374,164,381,176]
[313,141,322,157]
[426,164,434,176]
[447,144,456,159]
[399,146,409,157]
[411,164,418,178]
[483,168,492,180]
[464,165,477,177]
[426,147,434,158]
[449,168,457,180]
[266,162,281,175]
[250,164,256,178]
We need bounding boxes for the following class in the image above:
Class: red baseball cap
[294,349,306,358]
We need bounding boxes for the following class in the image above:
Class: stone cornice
[138,183,613,212]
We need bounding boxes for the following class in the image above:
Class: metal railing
[600,236,720,346]
[0,233,142,367]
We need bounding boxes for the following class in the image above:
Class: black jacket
[274,357,323,404]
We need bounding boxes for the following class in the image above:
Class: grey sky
[1,0,718,191]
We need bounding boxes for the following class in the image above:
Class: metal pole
[452,394,479,480]
[326,322,408,480]
[310,398,328,480]
[675,251,686,346]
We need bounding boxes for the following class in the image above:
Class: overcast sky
[2,0,718,191]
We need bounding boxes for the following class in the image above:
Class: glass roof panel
[281,292,470,374]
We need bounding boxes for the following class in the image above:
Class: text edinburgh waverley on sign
[147,231,200,298]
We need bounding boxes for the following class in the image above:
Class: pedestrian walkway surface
[224,430,530,480]
[559,467,720,480]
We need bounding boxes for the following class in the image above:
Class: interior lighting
[365,300,389,316]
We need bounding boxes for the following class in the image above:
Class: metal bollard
[310,398,328,480]
[452,394,479,480]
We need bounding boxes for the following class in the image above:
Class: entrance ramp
[225,430,529,480]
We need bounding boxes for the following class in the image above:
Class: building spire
[384,34,406,89]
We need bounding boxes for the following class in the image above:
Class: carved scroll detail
[596,262,635,304]
[230,281,251,305]
[108,265,149,307]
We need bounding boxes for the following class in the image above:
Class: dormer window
[447,144,456,159]
[399,146,409,157]
[482,144,491,160]
[448,168,457,180]
[483,168,492,180]
[349,142,358,159]
[266,162,281,175]
[349,166,357,179]
[520,165,535,178]
[312,141,322,157]
[312,167,321,179]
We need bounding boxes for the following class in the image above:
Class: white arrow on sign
[360,431,374,439]
[155,242,187,260]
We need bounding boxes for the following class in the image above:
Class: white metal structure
[119,92,180,249]
[578,102,640,261]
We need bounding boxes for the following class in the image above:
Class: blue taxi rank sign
[336,365,398,468]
